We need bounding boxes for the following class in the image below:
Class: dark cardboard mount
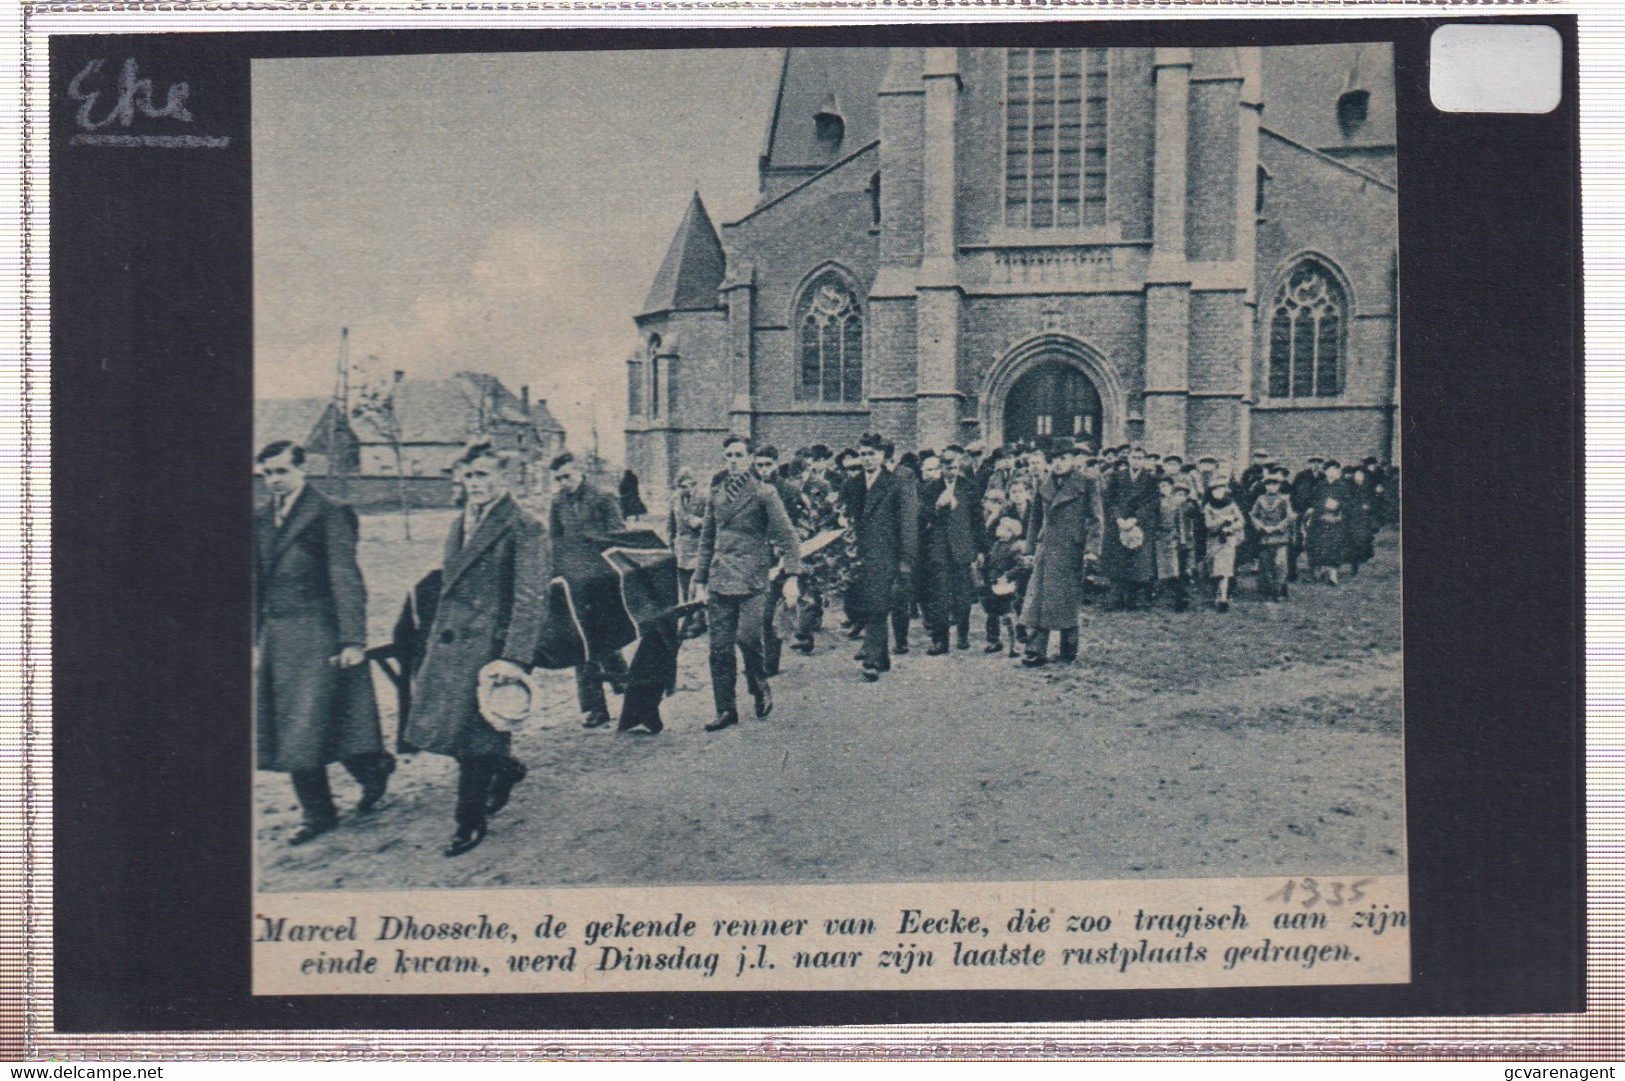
[47,16,1582,1031]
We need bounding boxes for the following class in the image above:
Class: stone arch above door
[981,333,1125,449]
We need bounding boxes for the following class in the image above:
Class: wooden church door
[1002,359,1103,450]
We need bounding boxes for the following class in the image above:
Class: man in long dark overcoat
[548,452,629,729]
[1020,443,1104,666]
[693,434,804,731]
[1288,455,1325,583]
[1100,445,1161,610]
[917,452,980,654]
[843,433,918,681]
[406,444,551,856]
[255,442,394,845]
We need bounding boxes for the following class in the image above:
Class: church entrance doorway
[1002,358,1103,451]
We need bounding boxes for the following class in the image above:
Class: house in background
[254,371,566,508]
[254,397,360,477]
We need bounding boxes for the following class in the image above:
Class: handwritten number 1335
[1266,877,1373,908]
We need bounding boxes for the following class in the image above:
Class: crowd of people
[253,432,1396,859]
[665,434,1398,686]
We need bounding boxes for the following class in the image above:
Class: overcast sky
[253,49,782,461]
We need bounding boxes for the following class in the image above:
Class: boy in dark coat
[407,443,551,857]
[980,515,1029,656]
[255,442,394,845]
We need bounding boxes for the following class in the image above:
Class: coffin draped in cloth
[533,528,687,672]
[376,529,686,736]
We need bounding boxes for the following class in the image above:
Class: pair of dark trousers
[761,590,783,673]
[574,649,629,716]
[1258,543,1289,597]
[795,591,824,640]
[707,591,767,716]
[453,753,522,830]
[891,600,912,650]
[922,561,974,642]
[1113,580,1154,609]
[1028,627,1078,662]
[859,611,892,670]
[290,752,394,826]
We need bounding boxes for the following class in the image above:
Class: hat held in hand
[477,660,548,731]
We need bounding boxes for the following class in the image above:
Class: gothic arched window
[796,272,864,403]
[1268,260,1347,398]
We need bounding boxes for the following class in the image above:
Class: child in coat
[980,516,1030,656]
[1153,476,1195,611]
[1202,480,1246,613]
[1248,470,1297,601]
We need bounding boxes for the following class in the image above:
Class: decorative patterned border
[3,0,1609,1060]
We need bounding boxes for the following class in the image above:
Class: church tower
[625,192,729,491]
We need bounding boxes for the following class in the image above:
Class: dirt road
[257,515,1404,891]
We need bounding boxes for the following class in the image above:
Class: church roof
[759,47,888,180]
[1260,43,1396,151]
[640,192,726,316]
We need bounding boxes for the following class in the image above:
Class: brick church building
[626,44,1397,487]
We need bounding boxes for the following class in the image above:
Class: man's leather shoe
[854,649,867,661]
[356,759,396,814]
[444,824,487,858]
[1021,653,1049,667]
[956,632,971,651]
[791,638,815,655]
[984,641,1004,653]
[861,665,881,682]
[486,760,527,815]
[704,710,739,732]
[926,640,949,656]
[751,681,773,719]
[288,820,336,846]
[582,710,612,729]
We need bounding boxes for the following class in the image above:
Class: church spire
[640,191,725,317]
